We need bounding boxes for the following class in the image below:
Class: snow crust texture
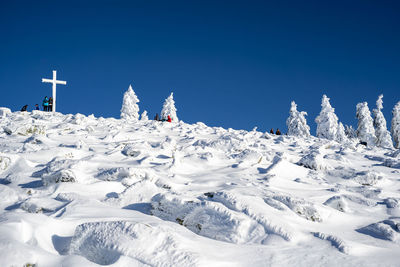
[0,110,400,266]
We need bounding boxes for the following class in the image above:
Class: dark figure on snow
[43,96,49,111]
[270,128,274,134]
[275,128,281,135]
[154,113,160,121]
[35,104,39,110]
[167,115,172,122]
[20,105,28,112]
[49,97,53,112]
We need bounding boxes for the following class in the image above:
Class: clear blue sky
[1,0,399,133]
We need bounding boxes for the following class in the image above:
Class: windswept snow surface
[0,110,400,266]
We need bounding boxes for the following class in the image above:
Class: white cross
[42,70,67,113]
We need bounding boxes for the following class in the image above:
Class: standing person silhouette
[43,96,49,111]
[49,97,53,112]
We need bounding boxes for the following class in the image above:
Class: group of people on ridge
[42,96,53,111]
[270,128,281,135]
[154,113,172,122]
[20,96,53,112]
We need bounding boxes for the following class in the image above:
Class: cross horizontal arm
[56,80,67,85]
[42,78,53,83]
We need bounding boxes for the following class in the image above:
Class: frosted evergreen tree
[356,102,376,146]
[336,122,347,143]
[392,101,400,148]
[140,110,149,121]
[286,101,310,137]
[161,92,178,122]
[372,95,393,148]
[120,85,140,121]
[344,125,357,139]
[315,95,339,140]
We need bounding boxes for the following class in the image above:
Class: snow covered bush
[315,95,343,141]
[42,169,76,186]
[0,107,11,118]
[356,102,376,146]
[373,95,393,148]
[140,110,149,121]
[161,92,178,122]
[286,101,310,137]
[392,101,400,148]
[120,85,140,121]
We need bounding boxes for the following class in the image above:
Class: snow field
[0,110,399,266]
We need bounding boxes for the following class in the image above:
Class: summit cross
[42,70,67,113]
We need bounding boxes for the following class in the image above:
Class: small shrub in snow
[373,95,393,148]
[297,150,330,171]
[0,156,11,171]
[356,102,376,146]
[161,92,178,122]
[391,101,400,148]
[122,144,141,157]
[273,195,322,222]
[42,169,76,186]
[353,171,383,186]
[323,196,349,212]
[286,101,310,138]
[120,85,140,121]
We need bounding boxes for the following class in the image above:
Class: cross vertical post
[42,70,67,113]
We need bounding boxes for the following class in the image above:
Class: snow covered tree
[336,122,347,143]
[161,92,178,122]
[120,85,140,121]
[344,125,357,139]
[372,95,393,148]
[356,102,376,146]
[140,110,149,121]
[315,95,339,140]
[391,101,400,148]
[286,101,310,137]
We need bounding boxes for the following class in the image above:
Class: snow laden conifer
[356,102,376,146]
[392,101,400,148]
[344,125,357,139]
[120,85,140,121]
[286,101,310,137]
[161,92,178,122]
[336,122,347,143]
[372,95,393,148]
[315,95,339,140]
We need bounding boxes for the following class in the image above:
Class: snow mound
[69,221,197,266]
[297,149,330,171]
[353,171,384,186]
[323,196,350,212]
[122,144,141,157]
[357,219,400,243]
[42,169,76,186]
[0,107,11,118]
[313,232,349,253]
[383,158,400,169]
[96,167,146,182]
[151,193,271,244]
[272,195,322,222]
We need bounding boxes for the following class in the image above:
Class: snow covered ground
[0,110,399,266]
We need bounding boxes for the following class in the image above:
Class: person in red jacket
[167,115,172,122]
